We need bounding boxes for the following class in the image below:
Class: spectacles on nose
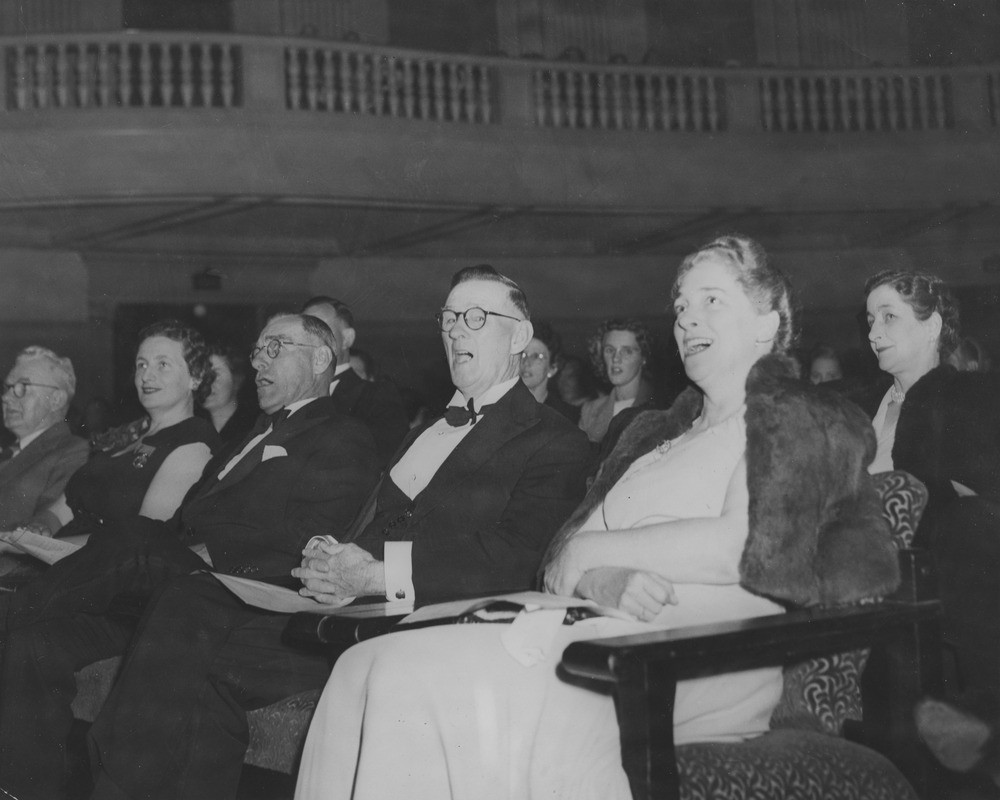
[3,380,61,398]
[250,339,318,362]
[436,307,523,332]
[519,352,548,363]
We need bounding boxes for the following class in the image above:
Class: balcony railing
[758,69,952,132]
[532,64,725,132]
[285,43,492,123]
[4,36,240,109]
[1,32,996,135]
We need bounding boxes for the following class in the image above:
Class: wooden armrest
[562,597,943,800]
[562,600,939,682]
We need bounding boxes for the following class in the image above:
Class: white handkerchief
[262,445,287,462]
[500,608,566,667]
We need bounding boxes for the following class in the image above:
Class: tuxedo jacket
[348,381,592,604]
[180,396,380,580]
[0,422,89,530]
[330,368,409,467]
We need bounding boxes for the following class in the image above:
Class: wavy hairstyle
[136,320,214,405]
[864,270,960,359]
[672,235,796,355]
[587,318,653,380]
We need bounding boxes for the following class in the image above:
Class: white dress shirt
[380,377,520,602]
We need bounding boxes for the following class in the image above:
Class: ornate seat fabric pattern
[677,730,918,800]
[872,470,929,549]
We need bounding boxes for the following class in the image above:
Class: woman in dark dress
[26,320,218,541]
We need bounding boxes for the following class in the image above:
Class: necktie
[270,407,291,429]
[247,408,290,439]
[0,444,18,463]
[445,398,479,427]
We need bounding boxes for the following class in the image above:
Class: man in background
[0,346,88,530]
[302,296,408,465]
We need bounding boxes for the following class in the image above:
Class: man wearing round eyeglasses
[0,346,88,530]
[295,264,592,609]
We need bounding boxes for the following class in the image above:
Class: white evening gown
[295,412,784,800]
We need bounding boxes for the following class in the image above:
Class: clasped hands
[543,531,677,622]
[292,539,385,603]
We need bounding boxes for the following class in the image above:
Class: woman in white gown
[294,237,887,800]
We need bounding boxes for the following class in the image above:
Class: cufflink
[395,590,406,600]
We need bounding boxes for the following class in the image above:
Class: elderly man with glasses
[0,346,89,531]
[83,265,591,800]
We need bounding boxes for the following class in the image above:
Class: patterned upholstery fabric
[677,471,928,798]
[770,649,869,735]
[872,469,929,549]
[677,730,919,800]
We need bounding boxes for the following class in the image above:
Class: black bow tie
[248,408,291,438]
[445,399,480,427]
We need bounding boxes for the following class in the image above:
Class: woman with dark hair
[25,319,218,540]
[295,237,895,800]
[578,318,656,444]
[519,320,580,423]
[857,270,962,475]
[203,341,257,447]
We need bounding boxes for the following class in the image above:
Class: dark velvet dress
[61,415,218,538]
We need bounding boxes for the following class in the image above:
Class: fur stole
[544,354,900,608]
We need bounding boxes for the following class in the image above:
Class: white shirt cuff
[384,541,414,602]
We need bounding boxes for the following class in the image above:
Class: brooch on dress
[132,444,155,469]
[655,439,672,456]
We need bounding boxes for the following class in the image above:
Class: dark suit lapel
[410,382,539,517]
[194,398,333,501]
[0,423,66,484]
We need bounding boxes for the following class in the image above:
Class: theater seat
[560,471,943,800]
